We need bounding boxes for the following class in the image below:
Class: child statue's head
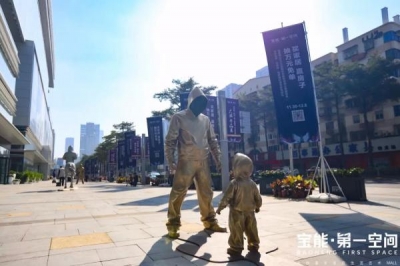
[232,153,254,179]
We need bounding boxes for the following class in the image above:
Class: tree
[91,121,136,175]
[341,55,400,167]
[238,87,277,155]
[152,78,217,119]
[313,61,347,167]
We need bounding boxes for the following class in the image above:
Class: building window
[350,130,366,141]
[268,145,280,152]
[383,31,400,43]
[345,98,360,108]
[385,49,400,60]
[394,105,400,117]
[353,115,361,124]
[394,124,400,135]
[363,39,374,51]
[343,45,359,60]
[375,110,384,120]
[326,121,334,131]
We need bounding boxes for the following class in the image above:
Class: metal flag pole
[141,134,146,185]
[303,21,346,202]
[218,90,230,192]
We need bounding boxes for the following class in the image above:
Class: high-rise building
[80,123,100,156]
[0,0,55,183]
[220,83,241,99]
[65,137,74,152]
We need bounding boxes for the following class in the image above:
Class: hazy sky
[48,0,400,158]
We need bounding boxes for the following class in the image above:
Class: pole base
[307,193,346,203]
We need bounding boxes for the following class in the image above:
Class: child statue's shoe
[167,229,180,239]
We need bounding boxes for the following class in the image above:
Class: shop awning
[24,149,48,164]
[0,113,29,145]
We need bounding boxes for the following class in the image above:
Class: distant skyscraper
[99,130,104,143]
[65,137,74,152]
[220,83,241,98]
[256,65,269,78]
[56,158,64,168]
[80,123,100,156]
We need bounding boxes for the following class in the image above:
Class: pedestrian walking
[76,164,85,184]
[58,166,65,186]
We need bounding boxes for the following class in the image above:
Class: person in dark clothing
[133,172,139,187]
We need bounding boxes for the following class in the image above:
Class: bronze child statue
[216,153,262,256]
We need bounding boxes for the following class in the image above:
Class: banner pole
[289,143,294,174]
[218,90,230,192]
[141,134,146,184]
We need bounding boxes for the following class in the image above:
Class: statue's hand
[216,208,221,215]
[255,208,260,213]
[216,161,222,173]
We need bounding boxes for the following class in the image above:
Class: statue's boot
[206,223,227,232]
[167,227,180,239]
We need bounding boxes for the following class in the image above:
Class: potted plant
[8,170,17,184]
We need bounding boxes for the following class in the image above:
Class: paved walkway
[0,180,399,266]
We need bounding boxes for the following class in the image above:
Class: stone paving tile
[97,244,146,261]
[1,181,400,265]
[0,250,49,264]
[108,229,153,242]
[47,250,100,266]
[23,224,78,241]
[51,232,113,250]
[0,256,48,266]
[153,257,194,266]
[49,242,115,255]
[0,238,50,257]
[101,255,154,266]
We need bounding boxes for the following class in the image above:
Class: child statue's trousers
[228,208,260,252]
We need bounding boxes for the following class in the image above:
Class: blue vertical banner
[146,117,164,165]
[84,160,90,174]
[90,158,97,174]
[226,98,241,142]
[262,22,319,144]
[108,149,116,164]
[132,136,141,159]
[145,137,149,158]
[117,140,125,170]
[203,96,219,136]
[124,131,136,168]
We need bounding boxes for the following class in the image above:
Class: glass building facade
[0,0,55,183]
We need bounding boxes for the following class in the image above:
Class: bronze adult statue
[62,146,77,189]
[165,87,226,238]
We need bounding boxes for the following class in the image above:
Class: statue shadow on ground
[19,190,57,194]
[136,231,214,266]
[176,229,276,265]
[298,208,400,265]
[116,192,196,207]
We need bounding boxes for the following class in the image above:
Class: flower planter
[322,175,367,201]
[259,176,282,195]
[12,179,20,185]
[8,176,15,184]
